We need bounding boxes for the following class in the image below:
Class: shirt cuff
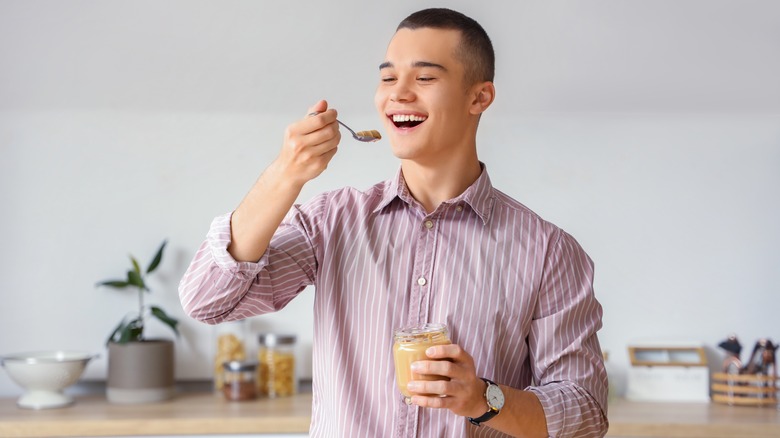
[525,382,605,438]
[207,211,268,280]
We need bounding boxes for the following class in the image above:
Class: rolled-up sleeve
[526,229,609,437]
[179,203,320,324]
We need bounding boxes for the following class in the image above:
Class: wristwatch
[467,378,505,426]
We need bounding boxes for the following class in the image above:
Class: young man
[180,8,608,438]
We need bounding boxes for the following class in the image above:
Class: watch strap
[467,378,500,426]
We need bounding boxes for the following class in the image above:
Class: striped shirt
[179,165,608,437]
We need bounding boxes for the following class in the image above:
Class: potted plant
[96,240,179,404]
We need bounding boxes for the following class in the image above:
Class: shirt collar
[373,167,405,213]
[456,164,494,225]
[374,163,495,225]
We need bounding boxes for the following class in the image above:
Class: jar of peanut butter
[393,323,451,403]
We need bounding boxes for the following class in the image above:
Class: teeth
[391,114,427,123]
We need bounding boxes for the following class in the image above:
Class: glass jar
[222,360,257,401]
[393,323,451,402]
[213,320,249,392]
[257,333,297,397]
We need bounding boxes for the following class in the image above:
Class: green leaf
[118,318,144,343]
[146,240,167,274]
[97,280,131,289]
[150,305,179,337]
[127,270,146,290]
[130,256,142,276]
[106,320,127,346]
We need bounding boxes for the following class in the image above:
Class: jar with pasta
[213,320,248,392]
[257,333,297,397]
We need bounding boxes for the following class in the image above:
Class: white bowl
[1,351,96,409]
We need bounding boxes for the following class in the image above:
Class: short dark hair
[397,8,495,85]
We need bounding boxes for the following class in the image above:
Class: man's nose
[390,80,415,102]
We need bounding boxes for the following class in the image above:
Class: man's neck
[401,156,482,214]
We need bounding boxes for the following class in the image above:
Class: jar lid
[394,323,448,342]
[258,333,296,347]
[223,360,257,372]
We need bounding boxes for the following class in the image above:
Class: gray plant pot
[107,339,175,404]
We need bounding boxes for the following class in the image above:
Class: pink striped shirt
[179,166,608,437]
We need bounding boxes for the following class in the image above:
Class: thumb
[307,99,328,116]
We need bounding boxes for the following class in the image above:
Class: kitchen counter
[605,399,779,438]
[0,392,311,437]
[1,393,779,437]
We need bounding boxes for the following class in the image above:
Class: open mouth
[391,114,427,129]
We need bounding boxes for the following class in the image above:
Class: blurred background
[1,0,778,397]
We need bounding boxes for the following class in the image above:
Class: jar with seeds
[222,360,257,401]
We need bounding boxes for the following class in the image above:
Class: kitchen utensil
[1,351,96,409]
[308,112,382,142]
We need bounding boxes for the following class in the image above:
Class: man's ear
[469,81,495,115]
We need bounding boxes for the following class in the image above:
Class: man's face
[375,27,476,163]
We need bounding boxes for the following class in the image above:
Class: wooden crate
[711,372,779,406]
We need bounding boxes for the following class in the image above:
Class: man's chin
[388,141,420,161]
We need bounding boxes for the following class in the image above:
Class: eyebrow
[378,61,448,72]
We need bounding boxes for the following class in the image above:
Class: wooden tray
[711,372,778,406]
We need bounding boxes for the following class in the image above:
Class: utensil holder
[711,372,778,406]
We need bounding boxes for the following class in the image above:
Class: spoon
[308,112,382,143]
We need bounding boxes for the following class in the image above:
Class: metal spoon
[337,120,382,143]
[308,112,382,142]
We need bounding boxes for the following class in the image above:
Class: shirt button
[424,220,434,229]
[456,205,463,212]
[417,277,427,286]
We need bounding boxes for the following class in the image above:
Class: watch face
[486,384,505,410]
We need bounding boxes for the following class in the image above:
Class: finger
[286,111,339,150]
[296,108,338,136]
[425,344,466,360]
[408,381,482,417]
[305,100,338,127]
[411,359,456,379]
[310,136,340,162]
[289,134,340,175]
[306,99,328,117]
[407,379,451,396]
[296,125,341,159]
[410,394,449,409]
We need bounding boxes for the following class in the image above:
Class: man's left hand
[406,343,488,418]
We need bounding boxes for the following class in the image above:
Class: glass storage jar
[257,333,297,397]
[222,360,257,401]
[213,320,249,392]
[393,323,451,403]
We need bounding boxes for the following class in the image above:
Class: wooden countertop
[1,393,779,437]
[0,392,312,437]
[605,399,779,438]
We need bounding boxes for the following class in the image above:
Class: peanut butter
[393,323,451,401]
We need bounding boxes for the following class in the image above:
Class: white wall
[1,0,778,398]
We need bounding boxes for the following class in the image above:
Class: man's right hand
[228,100,341,262]
[274,100,341,189]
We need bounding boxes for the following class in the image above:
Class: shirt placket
[407,214,438,326]
[397,213,439,438]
